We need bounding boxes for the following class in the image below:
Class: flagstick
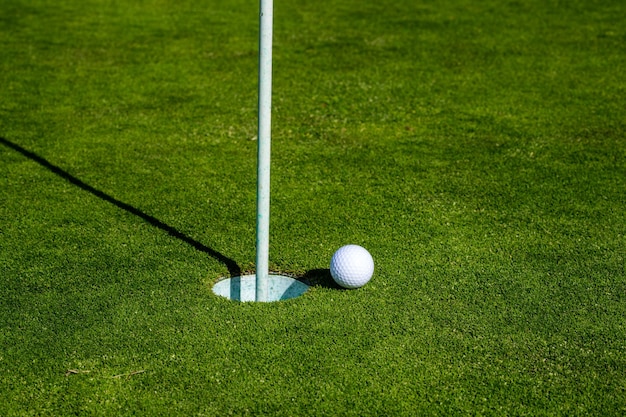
[256,0,273,302]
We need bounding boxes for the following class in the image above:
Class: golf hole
[213,275,309,302]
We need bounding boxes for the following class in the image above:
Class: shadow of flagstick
[1,137,242,278]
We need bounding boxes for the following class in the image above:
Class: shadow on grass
[300,268,343,289]
[0,137,241,278]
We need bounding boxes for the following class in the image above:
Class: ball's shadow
[299,268,344,290]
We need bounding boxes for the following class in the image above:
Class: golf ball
[330,245,374,289]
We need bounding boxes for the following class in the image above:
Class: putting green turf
[1,0,625,415]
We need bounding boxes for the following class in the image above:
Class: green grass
[1,0,625,415]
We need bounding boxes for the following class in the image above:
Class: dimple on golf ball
[330,245,374,289]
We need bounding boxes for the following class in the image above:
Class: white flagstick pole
[256,0,273,302]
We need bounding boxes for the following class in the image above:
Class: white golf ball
[330,245,374,289]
